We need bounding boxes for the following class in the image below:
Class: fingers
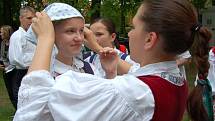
[99,47,117,56]
[32,12,50,23]
[31,11,54,41]
[99,47,115,53]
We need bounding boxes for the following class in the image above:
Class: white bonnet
[26,2,84,45]
[43,2,84,21]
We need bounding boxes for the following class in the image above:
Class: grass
[0,71,15,121]
[0,62,197,121]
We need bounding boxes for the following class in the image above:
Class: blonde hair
[1,25,13,41]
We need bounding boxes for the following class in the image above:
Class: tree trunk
[2,0,13,25]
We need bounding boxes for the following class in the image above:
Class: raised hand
[84,27,102,53]
[31,11,55,43]
[99,47,119,79]
[28,11,55,73]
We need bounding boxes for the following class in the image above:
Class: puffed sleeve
[48,71,143,121]
[14,70,153,121]
[13,70,55,121]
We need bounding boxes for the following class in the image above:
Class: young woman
[0,25,13,68]
[14,0,211,121]
[0,25,16,109]
[89,18,128,54]
[26,3,101,78]
[84,18,139,76]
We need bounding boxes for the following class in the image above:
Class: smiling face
[90,22,116,48]
[54,17,85,58]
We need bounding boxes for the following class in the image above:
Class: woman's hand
[84,27,103,53]
[99,47,119,79]
[32,11,55,44]
[28,11,55,73]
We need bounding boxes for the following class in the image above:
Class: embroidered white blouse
[9,27,36,69]
[208,49,215,95]
[14,61,184,121]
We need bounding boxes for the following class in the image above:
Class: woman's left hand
[99,47,119,79]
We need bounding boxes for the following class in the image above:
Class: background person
[0,25,15,108]
[8,6,36,109]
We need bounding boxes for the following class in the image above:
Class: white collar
[54,57,84,74]
[19,27,27,33]
[132,61,184,86]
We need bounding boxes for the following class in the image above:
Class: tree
[90,0,101,22]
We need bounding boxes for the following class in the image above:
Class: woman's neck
[56,52,73,66]
[140,52,176,67]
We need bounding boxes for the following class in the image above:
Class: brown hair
[91,18,120,49]
[1,25,13,41]
[187,26,212,121]
[140,0,212,121]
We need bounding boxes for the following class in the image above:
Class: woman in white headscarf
[25,3,101,78]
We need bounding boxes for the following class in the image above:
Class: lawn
[0,71,15,121]
[0,62,197,121]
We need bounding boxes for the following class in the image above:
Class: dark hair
[91,18,120,49]
[141,0,212,121]
[141,0,196,55]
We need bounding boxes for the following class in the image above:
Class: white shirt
[208,49,215,95]
[51,57,101,78]
[9,27,36,69]
[14,61,185,121]
[85,48,140,76]
[177,51,191,80]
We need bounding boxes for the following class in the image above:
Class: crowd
[0,0,214,121]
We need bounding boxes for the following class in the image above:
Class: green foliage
[0,0,211,36]
[191,0,208,9]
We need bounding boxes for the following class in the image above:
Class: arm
[99,47,118,79]
[84,28,131,75]
[28,12,55,73]
[84,27,103,53]
[117,59,132,75]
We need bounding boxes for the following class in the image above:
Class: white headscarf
[24,3,85,72]
[26,2,84,45]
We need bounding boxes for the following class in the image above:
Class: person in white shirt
[14,1,212,121]
[9,6,36,69]
[8,6,35,109]
[208,47,215,95]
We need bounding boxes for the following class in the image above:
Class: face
[0,28,4,40]
[90,22,115,48]
[128,5,149,63]
[20,11,35,31]
[54,17,85,58]
[0,28,7,40]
